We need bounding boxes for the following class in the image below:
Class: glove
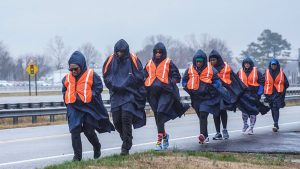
[212,79,222,89]
[257,85,263,95]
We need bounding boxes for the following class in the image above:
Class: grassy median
[44,150,300,169]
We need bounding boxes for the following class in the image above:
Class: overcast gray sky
[0,0,299,58]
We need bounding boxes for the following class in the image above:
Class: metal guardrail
[0,90,299,125]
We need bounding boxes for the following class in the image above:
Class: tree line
[0,29,291,81]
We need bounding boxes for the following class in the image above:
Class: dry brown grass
[0,114,66,129]
[45,151,300,169]
[90,156,297,169]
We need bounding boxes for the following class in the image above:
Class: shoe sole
[213,137,223,140]
[199,135,205,144]
[272,127,278,132]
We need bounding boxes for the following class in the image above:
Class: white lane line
[0,121,299,167]
[0,133,70,144]
[0,115,258,144]
[1,108,298,144]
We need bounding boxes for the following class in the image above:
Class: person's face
[209,58,218,66]
[154,50,162,59]
[116,50,126,58]
[244,63,250,69]
[69,64,81,77]
[271,64,278,70]
[196,60,204,68]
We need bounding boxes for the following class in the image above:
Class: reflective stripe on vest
[264,68,284,94]
[187,63,213,90]
[145,58,171,86]
[103,53,139,75]
[218,62,232,85]
[64,69,94,104]
[238,67,259,87]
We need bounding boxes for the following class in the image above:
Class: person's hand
[257,85,263,96]
[212,79,221,89]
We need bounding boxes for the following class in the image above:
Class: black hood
[68,51,87,78]
[114,39,130,58]
[242,57,254,72]
[209,49,224,71]
[192,49,207,71]
[152,42,167,63]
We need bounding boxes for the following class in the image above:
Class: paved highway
[0,106,299,169]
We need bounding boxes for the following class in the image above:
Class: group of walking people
[62,39,289,161]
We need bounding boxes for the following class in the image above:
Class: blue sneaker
[162,134,169,149]
[155,142,163,151]
[155,133,163,151]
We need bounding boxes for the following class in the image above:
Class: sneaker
[213,132,223,140]
[72,155,82,162]
[120,149,129,156]
[242,124,249,133]
[93,146,101,159]
[204,137,210,144]
[155,133,163,151]
[198,134,205,144]
[162,134,169,149]
[273,123,279,132]
[222,129,229,139]
[247,128,254,135]
[155,142,163,151]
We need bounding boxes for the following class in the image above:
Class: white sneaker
[242,124,249,133]
[204,137,210,144]
[247,128,254,135]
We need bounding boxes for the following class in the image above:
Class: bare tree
[0,42,15,80]
[137,35,194,68]
[14,54,52,80]
[47,36,70,70]
[13,57,27,81]
[101,45,113,68]
[78,42,100,68]
[185,34,235,69]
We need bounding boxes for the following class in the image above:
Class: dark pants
[213,110,228,133]
[112,110,133,151]
[154,111,165,133]
[196,111,209,138]
[271,107,280,124]
[71,121,101,160]
[149,92,174,134]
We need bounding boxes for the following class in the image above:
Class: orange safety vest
[187,63,213,90]
[264,68,285,94]
[218,62,232,85]
[144,58,171,86]
[103,53,138,75]
[238,67,259,87]
[64,69,94,104]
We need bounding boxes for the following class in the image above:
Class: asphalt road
[0,106,299,169]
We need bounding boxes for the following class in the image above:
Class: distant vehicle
[36,81,52,87]
[0,80,13,87]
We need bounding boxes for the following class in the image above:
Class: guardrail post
[13,117,18,125]
[32,116,37,123]
[50,115,55,122]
